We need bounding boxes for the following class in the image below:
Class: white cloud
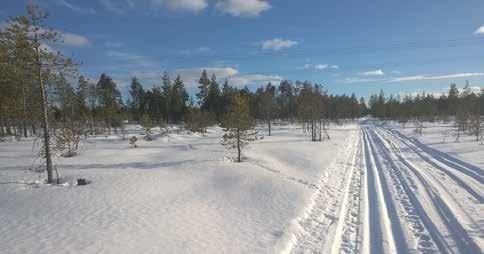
[343,77,386,84]
[261,38,298,50]
[32,27,91,48]
[388,73,484,82]
[0,22,89,48]
[152,0,208,12]
[314,64,329,70]
[228,74,283,87]
[61,32,91,47]
[301,64,339,71]
[358,69,384,76]
[216,0,271,17]
[99,0,208,13]
[343,72,484,84]
[55,0,96,14]
[174,67,238,86]
[474,25,484,34]
[168,67,282,87]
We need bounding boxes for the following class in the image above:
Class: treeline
[0,5,369,181]
[0,6,369,142]
[368,84,484,140]
[126,71,368,140]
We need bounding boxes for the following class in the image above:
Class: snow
[1,120,483,254]
[387,120,484,169]
[0,124,356,254]
[286,119,483,253]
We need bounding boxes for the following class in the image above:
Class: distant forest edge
[1,5,483,182]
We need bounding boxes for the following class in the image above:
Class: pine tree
[129,76,145,124]
[170,75,188,123]
[161,72,172,123]
[261,82,276,136]
[208,73,221,118]
[1,4,77,183]
[96,73,122,133]
[222,94,257,162]
[197,70,210,109]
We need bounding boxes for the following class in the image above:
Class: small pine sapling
[141,114,153,141]
[221,94,258,162]
[129,136,138,148]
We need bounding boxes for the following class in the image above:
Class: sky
[2,0,484,99]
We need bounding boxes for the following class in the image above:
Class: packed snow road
[289,121,483,254]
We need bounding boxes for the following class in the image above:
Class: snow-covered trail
[1,122,482,254]
[289,121,483,254]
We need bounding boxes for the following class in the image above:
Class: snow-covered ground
[388,120,484,169]
[0,123,357,254]
[1,120,483,254]
[289,119,483,254]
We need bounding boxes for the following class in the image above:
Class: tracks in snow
[286,123,483,254]
[287,129,361,253]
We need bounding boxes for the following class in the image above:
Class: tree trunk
[237,128,241,163]
[34,33,54,184]
[268,120,271,136]
[21,82,28,138]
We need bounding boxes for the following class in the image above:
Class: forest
[1,5,483,181]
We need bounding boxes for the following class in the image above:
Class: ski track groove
[366,127,444,253]
[287,122,483,254]
[383,128,483,203]
[363,128,403,254]
[289,130,360,253]
[335,131,364,254]
[369,126,482,253]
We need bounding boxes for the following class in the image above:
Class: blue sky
[2,0,484,98]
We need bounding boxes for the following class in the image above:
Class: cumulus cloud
[228,74,283,87]
[261,38,298,50]
[61,32,91,47]
[173,67,238,85]
[99,0,208,13]
[216,0,271,17]
[152,0,208,12]
[30,27,91,48]
[168,67,282,87]
[358,69,384,76]
[388,73,484,82]
[474,25,484,34]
